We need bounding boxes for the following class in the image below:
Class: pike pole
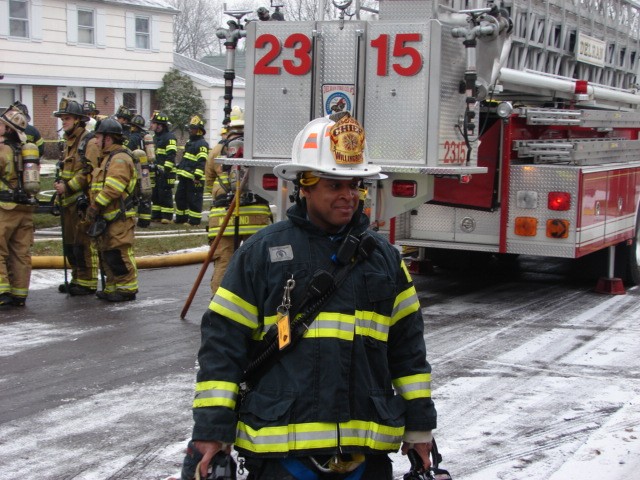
[180,173,248,320]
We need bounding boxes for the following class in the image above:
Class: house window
[9,0,29,38]
[135,16,150,49]
[0,89,16,111]
[78,8,95,45]
[123,92,138,114]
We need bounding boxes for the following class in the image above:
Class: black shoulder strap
[242,232,377,386]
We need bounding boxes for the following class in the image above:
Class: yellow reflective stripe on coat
[209,287,259,330]
[61,190,83,207]
[193,380,239,409]
[392,373,431,400]
[235,420,404,454]
[391,286,419,326]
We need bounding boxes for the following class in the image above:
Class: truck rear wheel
[615,210,640,285]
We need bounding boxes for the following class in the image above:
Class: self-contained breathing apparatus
[0,142,41,206]
[86,147,138,238]
[212,134,267,208]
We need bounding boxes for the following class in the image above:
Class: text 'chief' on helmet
[0,105,28,143]
[53,98,90,122]
[273,113,386,182]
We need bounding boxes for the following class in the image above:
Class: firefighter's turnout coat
[0,142,35,302]
[151,128,177,221]
[59,125,100,290]
[175,134,208,225]
[89,145,138,294]
[192,203,436,458]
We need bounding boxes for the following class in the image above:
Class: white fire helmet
[229,106,244,127]
[273,114,386,182]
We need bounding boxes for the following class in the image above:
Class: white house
[0,0,178,141]
[173,52,245,142]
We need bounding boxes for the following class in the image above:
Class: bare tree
[171,0,224,59]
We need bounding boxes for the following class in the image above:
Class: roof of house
[174,52,246,88]
[200,51,247,76]
[96,0,179,14]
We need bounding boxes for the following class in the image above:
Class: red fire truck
[232,0,640,292]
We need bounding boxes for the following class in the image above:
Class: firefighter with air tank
[204,106,272,296]
[128,114,154,228]
[86,118,139,302]
[0,105,40,308]
[53,99,100,296]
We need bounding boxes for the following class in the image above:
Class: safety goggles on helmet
[273,114,386,182]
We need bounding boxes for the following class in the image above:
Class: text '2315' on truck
[233,0,640,292]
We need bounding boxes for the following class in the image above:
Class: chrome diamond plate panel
[507,165,580,257]
[406,203,500,245]
[379,0,434,21]
[249,21,315,159]
[364,22,431,165]
[436,23,478,168]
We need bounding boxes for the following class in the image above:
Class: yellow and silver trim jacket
[59,126,99,208]
[191,202,436,457]
[90,145,137,222]
[177,135,208,181]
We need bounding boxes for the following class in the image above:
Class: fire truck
[231,0,640,291]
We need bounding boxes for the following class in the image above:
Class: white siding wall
[1,0,175,88]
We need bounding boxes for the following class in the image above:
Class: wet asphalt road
[1,257,639,479]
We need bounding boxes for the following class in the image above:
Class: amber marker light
[547,219,570,238]
[514,217,538,236]
[548,191,571,211]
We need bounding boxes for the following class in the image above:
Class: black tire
[615,209,640,285]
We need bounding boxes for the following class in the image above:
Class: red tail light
[392,180,417,198]
[262,174,278,191]
[548,192,571,211]
[575,80,588,94]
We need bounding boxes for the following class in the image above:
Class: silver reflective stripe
[211,293,259,329]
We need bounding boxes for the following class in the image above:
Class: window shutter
[151,15,160,52]
[96,8,106,47]
[125,11,135,50]
[31,0,43,41]
[0,0,9,38]
[67,3,78,44]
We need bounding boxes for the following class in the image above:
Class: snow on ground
[6,265,640,479]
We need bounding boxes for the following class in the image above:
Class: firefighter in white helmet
[185,113,436,479]
[204,106,272,296]
[0,106,37,308]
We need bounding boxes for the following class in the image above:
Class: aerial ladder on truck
[228,0,640,293]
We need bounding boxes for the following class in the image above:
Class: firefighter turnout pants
[207,202,272,295]
[62,203,99,290]
[151,171,174,222]
[0,206,34,301]
[94,216,138,295]
[174,178,204,225]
